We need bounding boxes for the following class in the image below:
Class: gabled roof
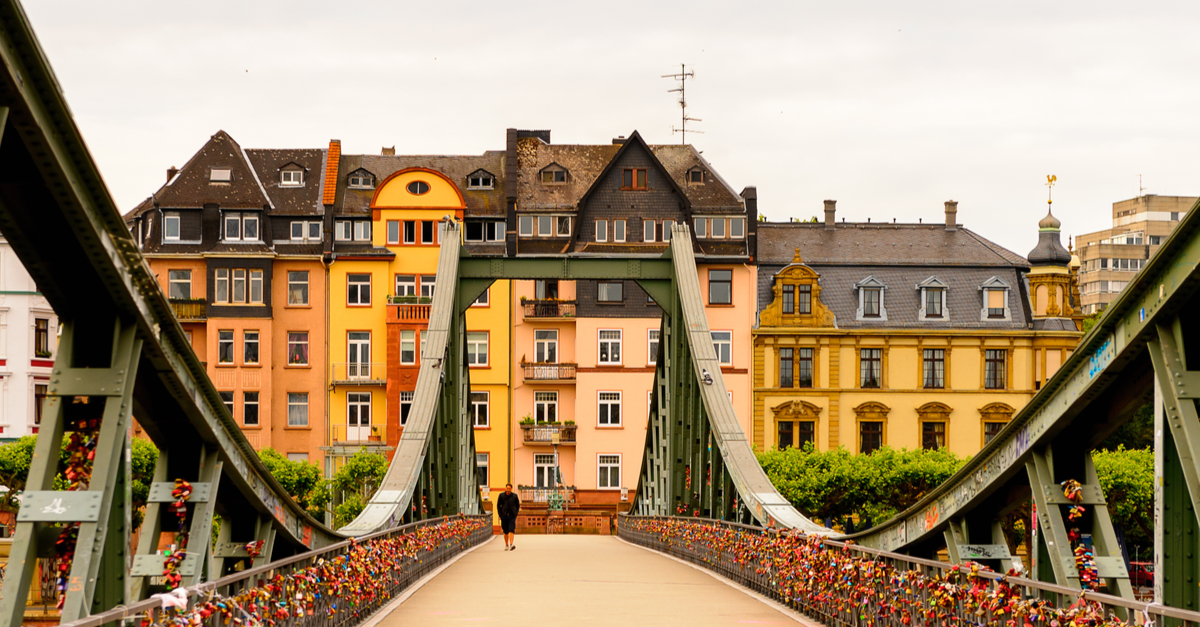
[757,222,1030,268]
[855,275,887,289]
[575,131,691,211]
[916,276,948,289]
[980,276,1011,289]
[148,130,272,210]
[245,148,325,216]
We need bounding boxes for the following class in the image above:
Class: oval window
[407,181,431,195]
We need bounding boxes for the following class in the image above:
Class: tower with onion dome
[1027,176,1075,320]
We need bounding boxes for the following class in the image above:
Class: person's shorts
[501,516,516,534]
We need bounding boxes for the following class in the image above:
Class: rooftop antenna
[662,64,702,145]
[1139,174,1146,198]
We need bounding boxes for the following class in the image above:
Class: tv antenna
[662,64,702,144]
[1139,174,1146,197]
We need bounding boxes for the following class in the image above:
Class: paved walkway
[375,535,804,626]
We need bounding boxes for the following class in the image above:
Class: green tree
[332,449,388,501]
[258,448,329,517]
[334,493,365,528]
[1081,311,1103,335]
[0,436,37,515]
[1092,446,1154,551]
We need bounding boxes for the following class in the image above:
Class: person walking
[497,483,520,551]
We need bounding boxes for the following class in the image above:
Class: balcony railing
[169,298,207,321]
[389,299,431,323]
[521,423,577,444]
[331,362,386,385]
[330,423,386,444]
[518,486,576,504]
[521,361,577,381]
[522,299,576,319]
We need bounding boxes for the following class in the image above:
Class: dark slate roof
[1034,319,1078,331]
[272,243,324,256]
[246,149,326,216]
[333,153,507,217]
[152,131,271,210]
[756,223,1030,268]
[757,265,1033,330]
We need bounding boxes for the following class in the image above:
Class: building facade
[0,236,58,439]
[752,201,1083,457]
[1076,195,1194,314]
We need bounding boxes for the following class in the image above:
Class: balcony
[330,423,386,445]
[169,298,207,321]
[521,423,577,445]
[331,362,386,386]
[521,361,577,382]
[388,297,431,323]
[518,486,576,504]
[522,299,577,320]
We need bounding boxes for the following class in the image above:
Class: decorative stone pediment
[771,400,823,421]
[758,251,836,328]
[853,401,891,420]
[916,402,953,420]
[978,402,1015,421]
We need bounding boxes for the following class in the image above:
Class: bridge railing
[619,515,1200,627]
[55,515,491,627]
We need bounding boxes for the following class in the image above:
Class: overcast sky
[24,1,1200,255]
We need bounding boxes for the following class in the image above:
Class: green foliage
[758,444,967,524]
[258,448,328,517]
[334,493,365,528]
[332,450,388,501]
[1092,446,1154,550]
[1081,311,1103,335]
[0,436,38,512]
[1099,401,1153,451]
[130,438,158,530]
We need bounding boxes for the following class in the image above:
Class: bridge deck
[373,535,808,627]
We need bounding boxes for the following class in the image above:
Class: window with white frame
[421,221,435,244]
[348,170,375,189]
[223,212,259,241]
[355,221,371,242]
[218,330,234,364]
[476,453,489,488]
[347,274,371,305]
[730,218,745,239]
[643,219,656,242]
[598,329,622,365]
[598,391,621,426]
[467,332,488,366]
[400,330,416,365]
[711,331,732,365]
[663,219,675,241]
[538,216,553,237]
[420,275,436,298]
[855,276,888,320]
[287,332,309,365]
[386,220,400,245]
[347,392,371,428]
[395,275,416,297]
[467,171,494,189]
[598,454,621,489]
[290,221,321,242]
[597,281,623,303]
[596,220,608,242]
[288,271,309,305]
[210,168,231,182]
[243,330,259,364]
[534,391,558,423]
[403,221,416,244]
[472,289,489,306]
[694,217,707,238]
[614,219,626,242]
[288,393,308,427]
[471,391,489,428]
[711,218,726,238]
[917,277,948,321]
[168,269,191,299]
[557,216,571,237]
[399,391,414,425]
[280,168,304,186]
[219,391,234,416]
[980,277,1011,321]
[647,329,660,364]
[518,215,534,237]
[163,212,181,241]
[534,329,558,363]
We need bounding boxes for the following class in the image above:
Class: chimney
[167,166,178,182]
[824,200,837,230]
[381,146,395,156]
[944,200,958,231]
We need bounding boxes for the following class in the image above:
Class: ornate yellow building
[751,201,1083,456]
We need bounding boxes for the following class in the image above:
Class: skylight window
[210,168,231,182]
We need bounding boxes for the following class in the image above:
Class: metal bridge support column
[1150,318,1200,611]
[0,320,142,625]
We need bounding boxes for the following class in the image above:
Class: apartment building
[0,236,58,438]
[1076,195,1194,314]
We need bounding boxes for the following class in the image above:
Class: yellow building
[752,201,1083,457]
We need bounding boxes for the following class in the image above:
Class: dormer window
[622,168,647,190]
[223,211,260,242]
[210,168,231,183]
[855,276,888,321]
[687,168,704,184]
[467,170,495,190]
[348,170,375,189]
[540,164,567,184]
[864,289,881,316]
[280,168,304,186]
[917,277,948,321]
[979,277,1012,321]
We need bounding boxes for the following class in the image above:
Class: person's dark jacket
[497,492,521,519]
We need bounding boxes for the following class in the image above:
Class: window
[711,218,726,238]
[538,216,553,238]
[598,330,622,365]
[290,221,321,242]
[34,383,47,424]
[663,220,675,241]
[223,212,259,241]
[476,453,489,488]
[541,168,566,184]
[860,421,883,454]
[218,330,234,364]
[421,221,434,244]
[335,221,352,241]
[622,168,647,190]
[983,421,1006,445]
[394,275,416,297]
[779,348,794,388]
[535,280,559,300]
[471,391,489,428]
[407,181,430,195]
[210,168,231,182]
[730,218,745,239]
[468,173,494,189]
[163,212,181,241]
[597,281,623,302]
[782,285,794,314]
[1150,235,1162,245]
[419,275,436,298]
[400,330,416,365]
[486,221,504,241]
[467,332,489,366]
[355,221,371,242]
[711,331,732,365]
[985,349,1006,389]
[288,393,308,427]
[643,219,656,243]
[613,219,626,243]
[923,349,945,389]
[777,420,816,450]
[280,169,303,186]
[777,420,793,450]
[535,330,558,363]
[694,217,707,238]
[922,421,946,450]
[860,349,882,388]
[797,284,811,315]
[214,268,263,305]
[987,289,1005,318]
[557,216,571,237]
[465,221,484,242]
[348,274,371,305]
[243,331,259,365]
[925,288,944,318]
[386,220,400,245]
[164,269,193,302]
[347,332,371,378]
[596,220,608,242]
[232,269,246,303]
[288,271,309,305]
[708,269,732,305]
[535,391,558,423]
[863,288,881,317]
[598,454,621,488]
[598,391,622,426]
[796,348,813,388]
[519,215,534,236]
[647,329,660,365]
[243,392,260,426]
[688,169,703,183]
[347,392,371,429]
[287,332,309,365]
[219,391,234,416]
[399,391,414,426]
[349,171,374,188]
[249,270,263,304]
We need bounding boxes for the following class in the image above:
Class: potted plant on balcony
[35,350,52,358]
[519,414,534,427]
[418,296,431,304]
[563,420,575,426]
[393,295,418,304]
